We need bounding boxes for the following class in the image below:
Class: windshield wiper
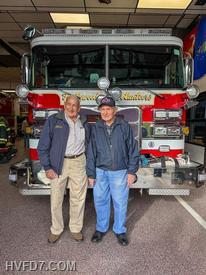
[118,83,165,99]
[136,85,165,99]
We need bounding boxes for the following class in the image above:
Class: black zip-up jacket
[86,117,139,179]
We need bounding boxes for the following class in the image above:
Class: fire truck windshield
[31,45,184,89]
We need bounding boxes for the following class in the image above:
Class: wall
[194,75,206,93]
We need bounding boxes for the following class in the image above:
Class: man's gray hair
[64,94,80,106]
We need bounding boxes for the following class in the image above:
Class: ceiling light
[66,26,91,29]
[1,90,16,93]
[50,13,90,24]
[137,0,192,9]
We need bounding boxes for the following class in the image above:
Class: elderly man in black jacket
[87,96,139,246]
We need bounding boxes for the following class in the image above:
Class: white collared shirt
[64,114,85,156]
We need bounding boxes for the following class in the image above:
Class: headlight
[168,110,182,118]
[16,84,29,98]
[186,84,200,99]
[155,110,167,119]
[33,109,61,119]
[155,109,182,120]
[33,109,46,119]
[154,126,167,136]
[97,77,110,90]
[48,110,59,117]
[109,87,122,101]
[96,94,106,105]
[167,127,181,136]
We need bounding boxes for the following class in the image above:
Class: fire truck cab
[9,27,206,195]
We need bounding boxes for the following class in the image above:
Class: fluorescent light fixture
[50,13,90,24]
[66,26,91,29]
[1,90,16,93]
[137,0,192,9]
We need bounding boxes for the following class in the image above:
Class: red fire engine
[9,27,206,195]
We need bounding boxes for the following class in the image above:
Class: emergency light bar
[42,28,172,37]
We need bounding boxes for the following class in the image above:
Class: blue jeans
[93,168,129,234]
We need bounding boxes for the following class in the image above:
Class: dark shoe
[71,231,84,242]
[115,233,129,246]
[91,230,104,243]
[48,232,61,243]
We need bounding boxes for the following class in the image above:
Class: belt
[64,152,84,159]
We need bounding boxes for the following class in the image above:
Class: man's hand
[46,169,58,180]
[88,178,95,186]
[127,174,137,187]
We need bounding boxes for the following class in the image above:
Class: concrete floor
[1,139,206,274]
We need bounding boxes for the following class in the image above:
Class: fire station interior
[1,0,206,274]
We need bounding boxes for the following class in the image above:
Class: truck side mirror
[23,26,36,41]
[21,53,31,85]
[184,56,194,86]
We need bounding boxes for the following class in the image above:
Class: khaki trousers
[50,153,87,235]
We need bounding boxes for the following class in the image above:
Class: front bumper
[9,159,205,196]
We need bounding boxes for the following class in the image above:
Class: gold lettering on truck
[121,92,152,101]
[61,92,154,105]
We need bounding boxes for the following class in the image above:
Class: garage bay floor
[1,139,206,274]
